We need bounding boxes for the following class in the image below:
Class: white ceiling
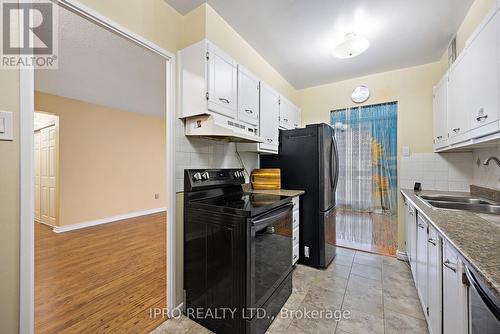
[35,6,166,118]
[166,0,474,89]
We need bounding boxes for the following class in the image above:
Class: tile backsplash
[174,119,259,192]
[472,146,500,190]
[400,152,473,192]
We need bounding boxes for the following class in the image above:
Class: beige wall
[296,62,442,251]
[0,61,20,334]
[35,92,166,226]
[439,0,497,73]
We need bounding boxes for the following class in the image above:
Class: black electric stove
[184,168,294,334]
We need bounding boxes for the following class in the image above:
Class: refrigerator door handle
[330,137,335,188]
[331,136,339,192]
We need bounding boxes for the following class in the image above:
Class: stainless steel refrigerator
[261,123,339,268]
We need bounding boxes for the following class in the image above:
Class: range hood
[184,114,265,143]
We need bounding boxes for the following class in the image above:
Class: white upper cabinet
[237,66,260,126]
[259,83,280,152]
[279,97,300,129]
[436,6,500,151]
[447,52,470,142]
[207,44,238,118]
[466,9,499,134]
[433,74,448,149]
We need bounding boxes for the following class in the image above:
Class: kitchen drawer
[292,244,299,265]
[292,196,300,212]
[292,227,299,246]
[293,211,299,229]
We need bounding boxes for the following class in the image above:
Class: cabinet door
[448,54,470,140]
[428,226,442,334]
[442,241,468,334]
[259,83,280,151]
[468,11,499,131]
[237,66,260,126]
[279,98,296,129]
[207,45,238,118]
[416,215,428,311]
[406,203,417,280]
[433,75,448,149]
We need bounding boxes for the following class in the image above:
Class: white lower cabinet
[416,214,429,313]
[427,225,442,334]
[405,201,417,281]
[442,240,468,334]
[403,197,469,334]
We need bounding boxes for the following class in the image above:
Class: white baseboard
[53,207,167,233]
[396,250,409,262]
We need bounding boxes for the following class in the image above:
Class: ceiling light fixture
[333,32,370,59]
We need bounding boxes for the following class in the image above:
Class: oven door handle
[250,203,293,228]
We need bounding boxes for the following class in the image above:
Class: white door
[207,44,237,118]
[468,11,499,131]
[428,226,442,334]
[448,54,470,141]
[416,215,428,312]
[433,74,448,149]
[259,83,280,152]
[34,131,41,221]
[237,66,260,126]
[279,97,297,129]
[442,241,468,334]
[40,125,58,226]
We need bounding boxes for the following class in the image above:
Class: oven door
[248,203,293,310]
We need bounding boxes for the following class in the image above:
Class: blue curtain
[331,102,398,214]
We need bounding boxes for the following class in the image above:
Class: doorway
[34,112,59,227]
[20,1,176,333]
[331,102,398,256]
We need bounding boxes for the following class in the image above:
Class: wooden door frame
[19,1,177,333]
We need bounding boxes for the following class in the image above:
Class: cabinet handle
[293,236,297,241]
[267,138,273,143]
[283,118,289,122]
[452,128,461,133]
[245,109,253,114]
[417,223,425,229]
[437,136,443,140]
[219,98,230,104]
[444,259,457,272]
[476,115,488,122]
[293,254,298,260]
[428,238,437,246]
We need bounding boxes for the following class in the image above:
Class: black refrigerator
[261,123,339,269]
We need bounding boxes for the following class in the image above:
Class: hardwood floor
[35,212,167,334]
[334,209,398,257]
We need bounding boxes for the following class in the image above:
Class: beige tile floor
[151,248,429,334]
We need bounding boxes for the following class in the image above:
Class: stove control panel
[184,168,245,191]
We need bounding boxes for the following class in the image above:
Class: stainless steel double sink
[418,194,500,215]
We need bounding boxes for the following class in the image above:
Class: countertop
[242,184,305,197]
[401,189,500,300]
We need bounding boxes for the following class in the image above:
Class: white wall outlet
[304,246,310,258]
[402,146,410,157]
[0,111,13,141]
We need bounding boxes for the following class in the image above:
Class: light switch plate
[402,146,410,157]
[0,111,13,141]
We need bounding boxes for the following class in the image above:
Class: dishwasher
[464,264,500,334]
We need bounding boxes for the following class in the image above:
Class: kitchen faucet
[483,156,500,167]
